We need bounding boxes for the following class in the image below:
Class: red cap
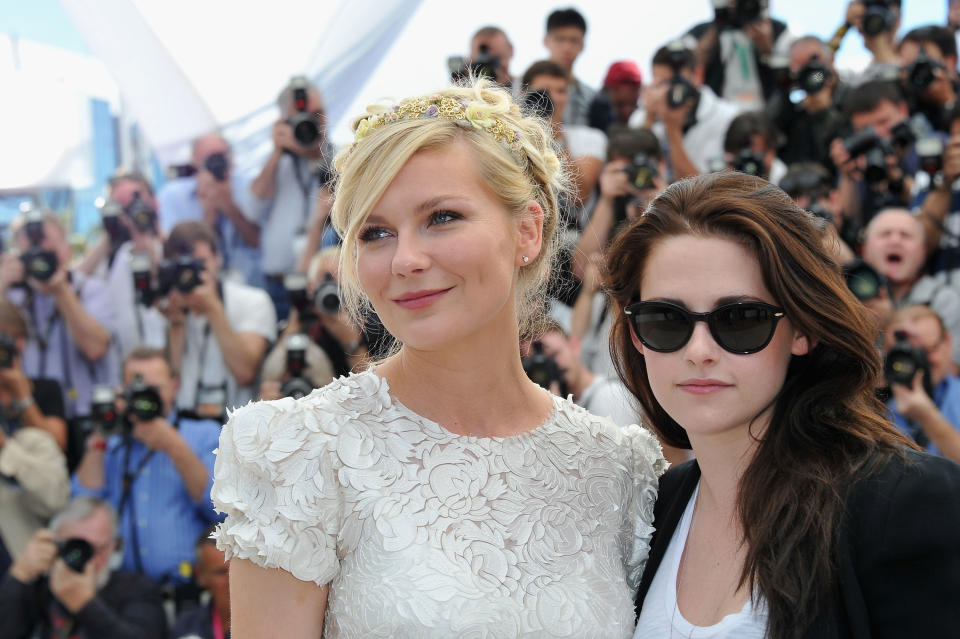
[604,60,643,88]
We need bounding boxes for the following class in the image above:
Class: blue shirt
[157,174,264,289]
[71,414,223,583]
[888,375,960,457]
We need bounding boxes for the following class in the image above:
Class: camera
[713,0,762,28]
[286,76,321,147]
[314,273,341,315]
[663,41,698,109]
[19,207,58,283]
[522,341,568,397]
[125,192,157,235]
[523,88,555,121]
[99,200,131,246]
[916,136,945,179]
[843,258,886,300]
[130,251,156,307]
[91,385,121,435]
[157,256,204,296]
[885,330,932,392]
[280,334,314,400]
[284,272,310,314]
[448,44,499,84]
[730,148,766,177]
[841,126,891,185]
[904,49,941,94]
[204,152,229,182]
[123,374,164,422]
[0,333,16,368]
[795,56,831,95]
[861,0,897,37]
[57,538,94,573]
[626,153,659,190]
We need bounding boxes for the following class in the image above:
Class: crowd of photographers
[3,0,960,636]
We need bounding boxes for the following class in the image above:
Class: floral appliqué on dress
[212,370,666,638]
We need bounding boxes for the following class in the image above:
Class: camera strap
[118,436,156,575]
[291,156,314,234]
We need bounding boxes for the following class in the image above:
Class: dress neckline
[364,367,562,441]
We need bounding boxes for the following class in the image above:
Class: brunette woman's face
[356,139,541,351]
[634,235,809,446]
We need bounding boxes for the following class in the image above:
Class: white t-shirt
[175,278,277,413]
[107,241,168,359]
[634,483,768,639]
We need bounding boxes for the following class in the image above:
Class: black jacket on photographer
[767,82,848,178]
[688,16,791,109]
[0,568,166,639]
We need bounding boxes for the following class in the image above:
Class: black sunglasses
[624,300,785,354]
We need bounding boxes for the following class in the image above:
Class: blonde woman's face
[355,139,530,350]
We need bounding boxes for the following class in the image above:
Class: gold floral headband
[350,95,524,159]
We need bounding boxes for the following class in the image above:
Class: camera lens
[58,538,94,573]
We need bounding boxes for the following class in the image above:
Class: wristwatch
[8,395,35,416]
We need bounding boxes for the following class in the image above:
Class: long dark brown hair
[605,172,916,639]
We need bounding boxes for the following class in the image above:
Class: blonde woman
[210,80,666,638]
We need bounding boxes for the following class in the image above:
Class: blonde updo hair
[331,78,568,341]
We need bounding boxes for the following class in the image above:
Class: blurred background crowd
[3,1,960,637]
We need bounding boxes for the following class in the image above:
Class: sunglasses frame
[624,300,786,355]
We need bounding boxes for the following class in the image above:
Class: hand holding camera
[598,159,635,200]
[9,529,58,584]
[196,166,233,223]
[48,547,97,613]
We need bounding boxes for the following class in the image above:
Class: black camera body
[905,49,941,94]
[731,148,766,177]
[124,374,164,422]
[57,537,94,573]
[795,56,831,95]
[449,44,500,84]
[91,385,122,436]
[626,153,659,191]
[885,330,932,394]
[522,341,568,397]
[125,193,157,235]
[281,334,314,400]
[204,152,229,182]
[843,258,887,300]
[314,273,341,315]
[286,76,321,147]
[841,126,893,185]
[714,0,763,29]
[100,200,131,246]
[20,208,58,283]
[663,41,698,109]
[158,256,204,296]
[862,0,897,37]
[522,88,555,121]
[0,333,16,369]
[916,136,945,179]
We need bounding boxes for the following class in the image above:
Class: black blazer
[635,449,960,638]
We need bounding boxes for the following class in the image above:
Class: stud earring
[522,255,530,263]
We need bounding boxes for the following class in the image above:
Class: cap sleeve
[211,396,342,586]
[619,423,668,591]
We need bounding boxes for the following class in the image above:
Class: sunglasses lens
[634,304,692,352]
[712,305,777,353]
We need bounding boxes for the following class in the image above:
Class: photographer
[96,171,169,359]
[899,25,959,134]
[914,101,960,272]
[250,77,335,321]
[780,162,856,263]
[170,527,231,639]
[522,60,606,211]
[861,207,960,365]
[573,127,665,281]
[641,41,742,179]
[767,35,847,173]
[829,79,915,230]
[468,26,516,91]
[722,110,786,182]
[72,348,221,585]
[845,0,901,83]
[0,497,166,639]
[0,299,69,571]
[158,133,264,288]
[161,222,275,419]
[0,209,117,420]
[687,0,794,110]
[542,8,595,127]
[588,60,644,132]
[884,305,960,463]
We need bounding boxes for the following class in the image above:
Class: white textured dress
[212,370,666,638]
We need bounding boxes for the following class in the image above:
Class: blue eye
[430,210,461,225]
[358,226,391,243]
